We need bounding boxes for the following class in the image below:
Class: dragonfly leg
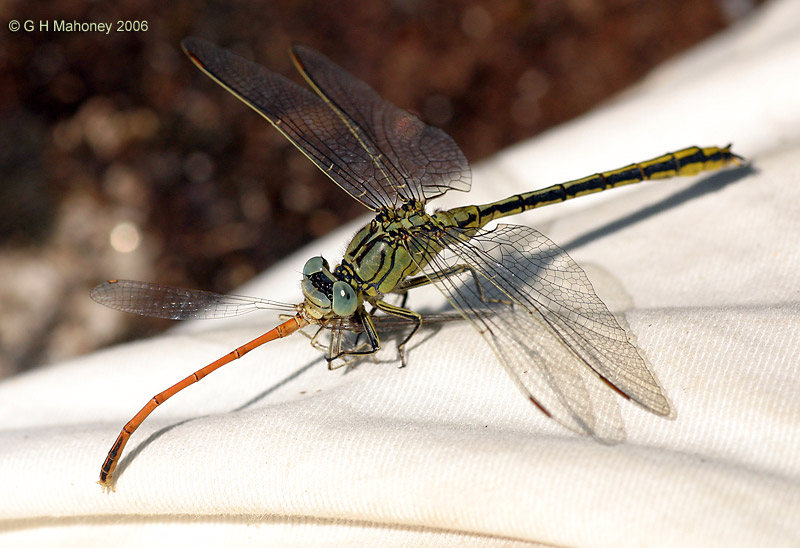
[327,307,382,369]
[326,346,373,370]
[328,305,400,369]
[307,325,332,354]
[394,264,512,305]
[348,305,379,351]
[372,299,422,367]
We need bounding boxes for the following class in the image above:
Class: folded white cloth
[2,1,799,546]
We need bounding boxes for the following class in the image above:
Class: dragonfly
[93,36,742,490]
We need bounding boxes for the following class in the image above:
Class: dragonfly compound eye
[303,256,330,276]
[331,281,358,317]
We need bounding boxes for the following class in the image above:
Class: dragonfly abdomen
[476,145,741,225]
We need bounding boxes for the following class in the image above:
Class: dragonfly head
[301,256,358,319]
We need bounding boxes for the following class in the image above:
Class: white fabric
[2,1,800,546]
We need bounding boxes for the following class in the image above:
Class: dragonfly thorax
[337,206,440,300]
[301,256,359,320]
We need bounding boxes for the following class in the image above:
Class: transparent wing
[92,279,465,330]
[90,280,298,320]
[290,44,471,206]
[182,38,470,211]
[406,224,672,441]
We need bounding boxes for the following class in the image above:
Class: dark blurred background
[0,0,760,378]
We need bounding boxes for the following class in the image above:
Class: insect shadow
[559,162,754,253]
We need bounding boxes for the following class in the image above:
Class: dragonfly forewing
[182,38,471,213]
[290,44,471,206]
[183,38,389,212]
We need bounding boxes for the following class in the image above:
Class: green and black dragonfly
[93,37,742,489]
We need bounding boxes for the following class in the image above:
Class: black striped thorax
[337,200,443,297]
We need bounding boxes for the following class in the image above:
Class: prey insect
[92,37,743,490]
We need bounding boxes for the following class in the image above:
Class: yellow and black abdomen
[476,145,741,225]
